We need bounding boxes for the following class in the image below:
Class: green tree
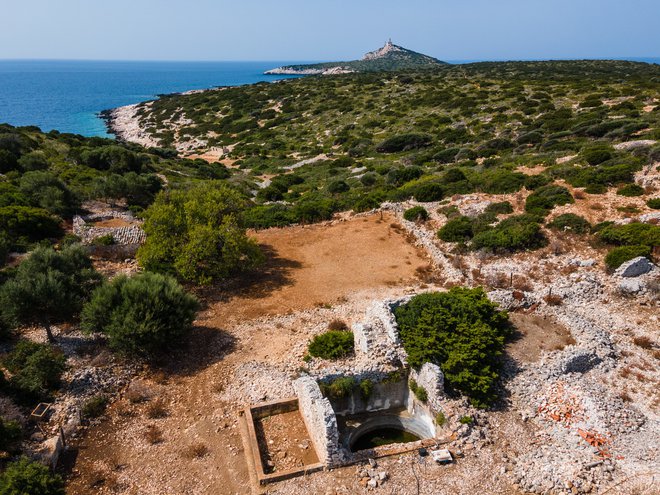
[0,457,65,495]
[137,182,264,284]
[0,245,102,342]
[81,272,199,356]
[394,288,511,407]
[19,171,79,217]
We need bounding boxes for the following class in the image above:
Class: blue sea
[0,60,306,137]
[1,58,657,138]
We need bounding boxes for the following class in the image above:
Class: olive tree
[81,272,199,356]
[0,245,102,342]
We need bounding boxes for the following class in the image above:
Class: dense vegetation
[0,457,65,495]
[121,60,659,232]
[394,288,511,407]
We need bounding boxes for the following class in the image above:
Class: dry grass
[620,390,632,403]
[145,401,168,419]
[543,294,563,306]
[125,382,151,403]
[144,425,164,444]
[181,442,210,459]
[327,319,348,331]
[512,276,533,292]
[633,336,654,350]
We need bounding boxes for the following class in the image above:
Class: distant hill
[265,40,446,75]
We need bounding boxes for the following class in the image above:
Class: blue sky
[2,0,658,61]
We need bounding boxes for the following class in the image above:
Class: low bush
[92,234,115,246]
[547,213,591,234]
[0,457,65,494]
[525,185,573,216]
[403,206,429,222]
[3,341,67,402]
[327,180,350,194]
[327,319,348,331]
[359,379,374,400]
[605,245,651,269]
[82,395,109,419]
[647,198,660,209]
[617,184,645,197]
[438,216,473,242]
[0,417,22,453]
[435,412,446,426]
[409,379,428,402]
[459,415,474,425]
[321,376,357,399]
[484,201,513,215]
[598,223,660,247]
[413,182,444,202]
[376,133,432,153]
[582,146,613,165]
[471,215,547,252]
[585,183,607,194]
[307,330,354,360]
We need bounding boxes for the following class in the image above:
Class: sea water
[0,60,306,137]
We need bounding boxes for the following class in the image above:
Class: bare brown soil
[507,312,575,363]
[92,218,134,228]
[65,212,429,495]
[255,410,319,473]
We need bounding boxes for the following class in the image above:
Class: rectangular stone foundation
[244,398,325,485]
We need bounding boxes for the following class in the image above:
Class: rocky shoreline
[100,103,161,148]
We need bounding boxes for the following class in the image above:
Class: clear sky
[1,0,658,61]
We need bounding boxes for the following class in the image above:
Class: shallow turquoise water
[0,60,306,137]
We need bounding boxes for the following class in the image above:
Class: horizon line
[0,56,658,64]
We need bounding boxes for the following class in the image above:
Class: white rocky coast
[104,102,161,148]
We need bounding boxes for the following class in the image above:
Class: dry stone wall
[294,376,343,466]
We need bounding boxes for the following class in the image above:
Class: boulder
[615,257,653,278]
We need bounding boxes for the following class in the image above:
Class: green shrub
[647,198,660,209]
[524,174,552,190]
[82,395,109,419]
[0,457,65,495]
[137,182,264,285]
[438,216,473,242]
[376,133,433,153]
[547,213,591,234]
[322,376,357,399]
[359,379,374,400]
[81,272,199,356]
[616,184,645,197]
[435,412,446,426]
[413,182,444,202]
[582,147,613,165]
[395,288,511,408]
[471,215,547,252]
[484,201,513,215]
[3,341,66,402]
[327,180,350,194]
[605,245,652,269]
[0,206,62,249]
[459,415,474,425]
[403,206,429,222]
[585,183,607,194]
[0,417,22,453]
[480,170,526,194]
[92,234,115,246]
[409,379,428,402]
[307,330,354,360]
[525,185,573,216]
[598,223,660,247]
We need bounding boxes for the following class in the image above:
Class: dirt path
[66,213,430,495]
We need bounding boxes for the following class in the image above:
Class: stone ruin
[73,209,146,257]
[293,298,446,468]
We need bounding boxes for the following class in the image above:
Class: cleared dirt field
[65,212,430,495]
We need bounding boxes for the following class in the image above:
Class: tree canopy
[137,182,264,284]
[81,272,199,356]
[394,287,511,408]
[0,245,101,341]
